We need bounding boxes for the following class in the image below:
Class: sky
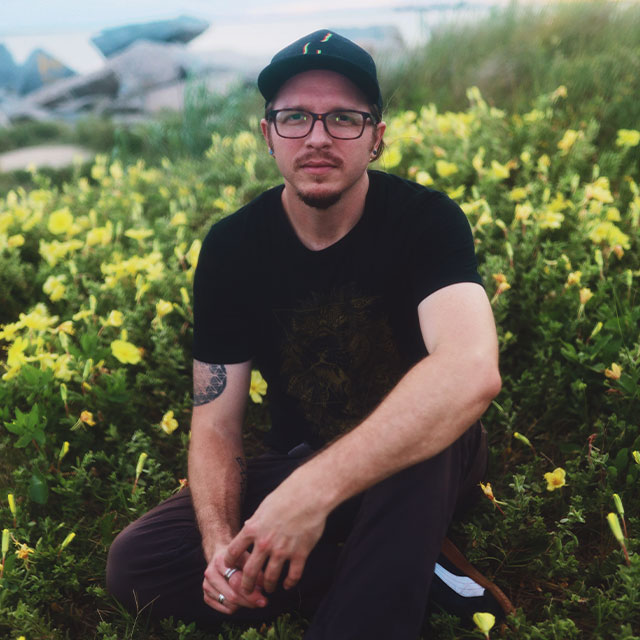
[0,0,501,73]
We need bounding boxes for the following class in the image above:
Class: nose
[305,116,332,146]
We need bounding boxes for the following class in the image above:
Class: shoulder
[367,170,467,227]
[201,184,283,257]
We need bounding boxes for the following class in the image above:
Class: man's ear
[260,119,270,147]
[374,121,386,150]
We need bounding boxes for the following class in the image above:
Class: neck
[281,172,370,251]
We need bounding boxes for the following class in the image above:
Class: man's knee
[106,524,144,612]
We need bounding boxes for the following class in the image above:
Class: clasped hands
[203,481,328,614]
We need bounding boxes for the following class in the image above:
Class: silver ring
[224,567,238,582]
[217,593,225,605]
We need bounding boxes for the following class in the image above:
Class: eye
[330,111,360,126]
[280,110,308,124]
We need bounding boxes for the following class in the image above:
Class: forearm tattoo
[236,456,248,498]
[193,361,227,406]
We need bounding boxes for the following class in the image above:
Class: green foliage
[1,2,640,638]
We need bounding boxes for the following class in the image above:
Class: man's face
[260,70,385,210]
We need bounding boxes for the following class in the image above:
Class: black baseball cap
[258,29,383,112]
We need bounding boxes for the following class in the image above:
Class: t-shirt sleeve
[192,219,254,364]
[409,192,483,306]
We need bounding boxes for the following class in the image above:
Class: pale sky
[0,1,501,72]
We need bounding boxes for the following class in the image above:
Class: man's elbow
[474,361,502,407]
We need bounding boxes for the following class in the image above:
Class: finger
[202,579,238,615]
[262,553,286,594]
[239,548,268,594]
[224,534,252,568]
[228,570,268,608]
[284,554,307,590]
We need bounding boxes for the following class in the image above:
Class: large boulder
[91,15,209,58]
[25,67,119,109]
[0,44,19,91]
[104,40,195,97]
[17,49,76,96]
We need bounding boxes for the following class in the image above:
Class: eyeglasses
[267,109,375,140]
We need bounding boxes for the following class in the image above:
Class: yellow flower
[43,275,66,302]
[435,160,458,178]
[250,369,268,404]
[566,271,581,287]
[170,211,188,226]
[473,612,496,638]
[155,300,174,318]
[544,467,566,491]
[579,287,593,305]
[186,239,202,268]
[537,210,564,229]
[86,223,113,246]
[415,171,434,186]
[514,203,533,222]
[160,410,179,434]
[111,339,142,365]
[616,129,640,147]
[552,85,568,100]
[106,310,124,327]
[48,207,74,235]
[479,482,495,500]
[15,542,35,561]
[557,129,580,154]
[487,160,510,180]
[508,187,528,202]
[604,363,622,380]
[381,146,402,169]
[80,410,96,426]
[125,228,154,242]
[7,234,25,248]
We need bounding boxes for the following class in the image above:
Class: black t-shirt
[193,170,482,453]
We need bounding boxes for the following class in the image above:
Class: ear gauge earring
[371,148,378,156]
[269,148,274,156]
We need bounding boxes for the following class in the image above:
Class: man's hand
[203,545,268,614]
[224,480,328,595]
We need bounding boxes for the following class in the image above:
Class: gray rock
[92,15,209,58]
[105,40,194,97]
[25,67,119,108]
[17,49,76,95]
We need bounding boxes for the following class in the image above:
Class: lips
[296,154,341,171]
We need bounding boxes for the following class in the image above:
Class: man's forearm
[282,349,501,516]
[188,426,245,561]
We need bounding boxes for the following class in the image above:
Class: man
[107,30,510,638]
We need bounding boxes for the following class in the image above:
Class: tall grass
[379,0,640,144]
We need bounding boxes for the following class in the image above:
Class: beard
[296,188,342,209]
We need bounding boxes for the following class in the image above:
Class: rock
[105,40,194,97]
[16,49,76,96]
[0,44,19,91]
[91,15,209,58]
[0,144,93,173]
[25,67,119,109]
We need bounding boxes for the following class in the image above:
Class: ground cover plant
[1,2,640,639]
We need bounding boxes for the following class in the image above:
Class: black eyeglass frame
[266,109,376,140]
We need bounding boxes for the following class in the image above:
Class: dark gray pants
[106,421,487,639]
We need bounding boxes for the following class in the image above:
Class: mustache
[295,153,343,169]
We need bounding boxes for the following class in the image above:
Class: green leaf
[29,469,49,505]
